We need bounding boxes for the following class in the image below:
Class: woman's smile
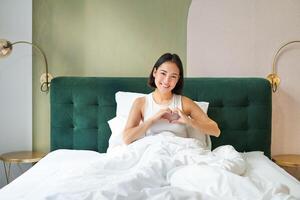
[153,61,180,93]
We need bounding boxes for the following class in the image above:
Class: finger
[172,108,184,117]
[165,108,172,113]
[161,118,169,122]
[159,108,170,115]
[161,110,171,117]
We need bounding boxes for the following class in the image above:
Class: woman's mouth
[161,83,170,88]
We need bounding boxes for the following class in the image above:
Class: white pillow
[115,91,146,118]
[107,91,146,152]
[107,116,127,152]
[187,101,212,150]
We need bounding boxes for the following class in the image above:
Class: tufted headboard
[50,77,272,157]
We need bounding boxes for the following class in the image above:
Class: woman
[123,53,220,145]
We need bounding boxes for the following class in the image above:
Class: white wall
[0,0,32,188]
[187,0,300,155]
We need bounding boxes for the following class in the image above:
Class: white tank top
[143,93,187,137]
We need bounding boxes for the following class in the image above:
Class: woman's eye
[160,72,166,76]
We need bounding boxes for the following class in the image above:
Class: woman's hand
[170,108,190,125]
[148,108,173,124]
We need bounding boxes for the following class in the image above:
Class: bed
[0,77,299,200]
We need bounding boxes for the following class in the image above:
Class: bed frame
[50,77,272,157]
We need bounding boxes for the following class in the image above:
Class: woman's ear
[152,68,157,78]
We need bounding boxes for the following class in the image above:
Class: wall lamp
[0,39,53,92]
[267,40,300,93]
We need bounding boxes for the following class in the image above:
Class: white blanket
[0,132,297,200]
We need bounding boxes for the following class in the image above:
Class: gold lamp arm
[267,40,300,93]
[0,39,53,92]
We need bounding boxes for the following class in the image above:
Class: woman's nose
[163,76,170,83]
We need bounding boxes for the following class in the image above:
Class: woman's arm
[122,97,148,145]
[173,96,221,137]
[122,97,172,144]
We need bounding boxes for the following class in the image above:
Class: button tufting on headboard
[50,77,271,157]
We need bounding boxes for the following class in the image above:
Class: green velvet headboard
[50,77,272,157]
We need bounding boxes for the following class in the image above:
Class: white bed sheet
[0,137,299,200]
[169,151,300,199]
[243,151,300,198]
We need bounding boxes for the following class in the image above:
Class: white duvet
[0,132,298,200]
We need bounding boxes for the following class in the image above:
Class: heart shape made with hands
[161,111,180,123]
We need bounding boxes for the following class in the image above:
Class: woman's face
[153,61,180,94]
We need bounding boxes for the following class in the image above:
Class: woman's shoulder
[134,96,146,105]
[181,95,198,112]
[181,95,194,104]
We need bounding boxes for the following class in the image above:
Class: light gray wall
[0,0,32,188]
[187,0,300,155]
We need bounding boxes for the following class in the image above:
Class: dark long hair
[148,53,184,94]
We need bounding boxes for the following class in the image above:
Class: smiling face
[153,61,180,94]
[148,53,184,94]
